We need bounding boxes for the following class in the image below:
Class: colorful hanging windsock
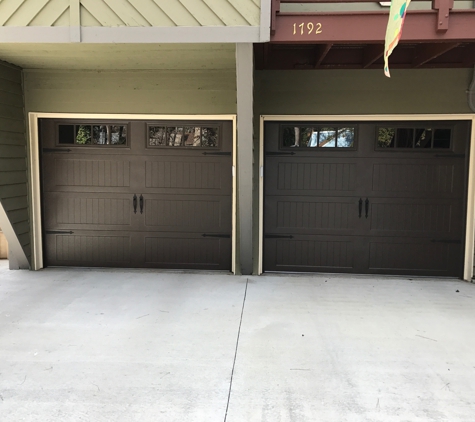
[384,0,412,77]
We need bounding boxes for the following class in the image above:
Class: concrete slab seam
[223,278,249,422]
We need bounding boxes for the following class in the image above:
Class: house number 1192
[293,22,323,35]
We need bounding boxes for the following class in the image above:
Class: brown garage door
[264,121,471,277]
[41,119,233,270]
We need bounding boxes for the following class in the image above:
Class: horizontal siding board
[0,117,25,133]
[0,91,24,108]
[0,170,28,185]
[17,232,31,246]
[0,158,27,172]
[0,130,26,145]
[1,196,28,212]
[24,69,237,114]
[13,220,30,236]
[7,208,29,224]
[0,103,26,121]
[21,243,31,258]
[0,145,26,157]
[0,183,28,199]
[0,61,22,84]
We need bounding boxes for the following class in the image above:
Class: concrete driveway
[1,261,474,421]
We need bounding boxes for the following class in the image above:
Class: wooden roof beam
[463,43,475,66]
[412,42,460,67]
[362,44,383,68]
[314,43,333,68]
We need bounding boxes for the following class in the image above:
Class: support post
[0,203,29,270]
[236,43,254,275]
[70,0,81,42]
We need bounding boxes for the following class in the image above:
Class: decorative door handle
[133,194,137,214]
[365,198,369,218]
[139,195,144,214]
[358,198,363,218]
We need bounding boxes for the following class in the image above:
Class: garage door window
[281,126,355,149]
[148,125,219,148]
[58,124,128,146]
[377,127,452,149]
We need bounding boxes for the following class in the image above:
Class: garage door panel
[265,235,358,272]
[143,195,231,233]
[265,196,361,235]
[144,234,231,270]
[43,156,133,193]
[41,118,233,270]
[144,157,232,194]
[45,231,133,267]
[43,192,138,231]
[371,161,464,197]
[367,238,459,275]
[368,198,463,238]
[264,120,470,277]
[265,158,359,196]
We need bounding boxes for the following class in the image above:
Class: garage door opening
[40,118,233,271]
[263,120,471,277]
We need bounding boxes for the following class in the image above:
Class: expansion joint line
[224,277,249,422]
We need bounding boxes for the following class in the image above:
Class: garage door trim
[28,113,237,273]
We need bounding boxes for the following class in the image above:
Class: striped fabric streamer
[384,0,412,77]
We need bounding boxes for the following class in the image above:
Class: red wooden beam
[271,10,475,43]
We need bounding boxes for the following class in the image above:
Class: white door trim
[28,112,237,273]
[259,114,475,281]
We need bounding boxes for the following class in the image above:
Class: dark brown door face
[40,119,233,270]
[264,121,471,277]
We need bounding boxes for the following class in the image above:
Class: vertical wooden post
[70,0,81,42]
[236,43,254,275]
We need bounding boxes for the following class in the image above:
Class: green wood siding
[0,61,31,264]
[255,69,473,115]
[0,0,261,27]
[23,69,237,114]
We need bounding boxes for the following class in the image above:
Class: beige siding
[0,0,261,27]
[23,68,237,114]
[0,61,31,263]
